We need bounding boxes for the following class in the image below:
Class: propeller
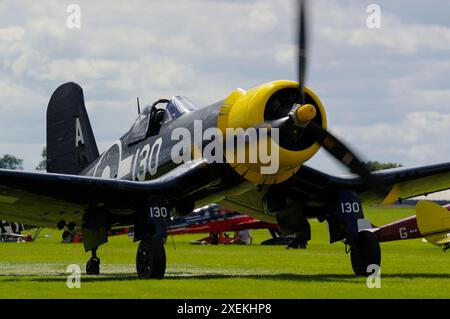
[305,121,386,195]
[263,0,387,196]
[298,0,307,105]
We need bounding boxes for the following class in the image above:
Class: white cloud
[332,112,450,167]
[248,2,278,32]
[274,44,296,65]
[0,26,25,42]
[0,0,449,173]
[316,2,450,55]
[323,24,450,55]
[30,58,108,81]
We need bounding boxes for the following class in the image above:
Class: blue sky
[0,0,449,174]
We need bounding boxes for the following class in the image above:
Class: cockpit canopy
[126,96,200,145]
[166,96,200,121]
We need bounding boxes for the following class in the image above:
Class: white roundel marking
[101,166,111,178]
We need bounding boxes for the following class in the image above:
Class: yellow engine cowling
[217,80,327,184]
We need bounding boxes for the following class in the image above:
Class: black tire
[86,257,100,275]
[350,231,381,276]
[61,231,73,243]
[136,236,166,279]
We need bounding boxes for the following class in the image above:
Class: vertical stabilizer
[46,82,99,174]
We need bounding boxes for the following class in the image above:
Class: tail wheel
[136,236,166,279]
[350,231,381,276]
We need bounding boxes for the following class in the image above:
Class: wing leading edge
[0,160,215,228]
[288,162,450,207]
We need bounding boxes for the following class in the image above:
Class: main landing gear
[350,231,381,276]
[136,235,166,279]
[335,190,381,276]
[133,195,171,279]
[81,209,108,276]
[84,233,167,279]
[81,196,170,279]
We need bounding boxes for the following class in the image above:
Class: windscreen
[166,96,200,120]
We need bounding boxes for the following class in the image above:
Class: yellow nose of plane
[217,81,327,184]
[295,104,316,125]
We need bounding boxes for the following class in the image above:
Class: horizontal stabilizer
[435,236,450,245]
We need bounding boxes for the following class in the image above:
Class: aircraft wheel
[350,231,381,276]
[136,236,166,279]
[86,257,100,275]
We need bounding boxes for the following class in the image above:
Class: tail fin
[416,200,450,246]
[46,82,99,175]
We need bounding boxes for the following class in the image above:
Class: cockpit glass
[127,97,200,144]
[166,96,200,120]
[128,108,150,144]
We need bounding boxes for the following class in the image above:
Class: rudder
[416,200,450,246]
[47,82,99,175]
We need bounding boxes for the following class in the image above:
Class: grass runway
[0,207,449,298]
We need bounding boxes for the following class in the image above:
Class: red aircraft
[63,204,279,245]
[166,204,278,244]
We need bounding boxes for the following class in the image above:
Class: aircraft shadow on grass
[0,0,448,282]
[1,272,450,283]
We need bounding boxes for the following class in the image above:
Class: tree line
[0,148,402,173]
[0,147,46,170]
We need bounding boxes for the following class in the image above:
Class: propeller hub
[291,103,316,126]
[216,80,327,185]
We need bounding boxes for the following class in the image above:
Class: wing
[0,160,215,228]
[359,162,450,205]
[285,162,450,208]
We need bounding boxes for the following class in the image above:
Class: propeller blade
[298,0,308,105]
[306,122,387,196]
[258,115,386,196]
[258,0,387,196]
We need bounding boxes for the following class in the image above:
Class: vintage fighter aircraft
[0,1,449,278]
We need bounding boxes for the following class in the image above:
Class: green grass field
[1,207,449,299]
